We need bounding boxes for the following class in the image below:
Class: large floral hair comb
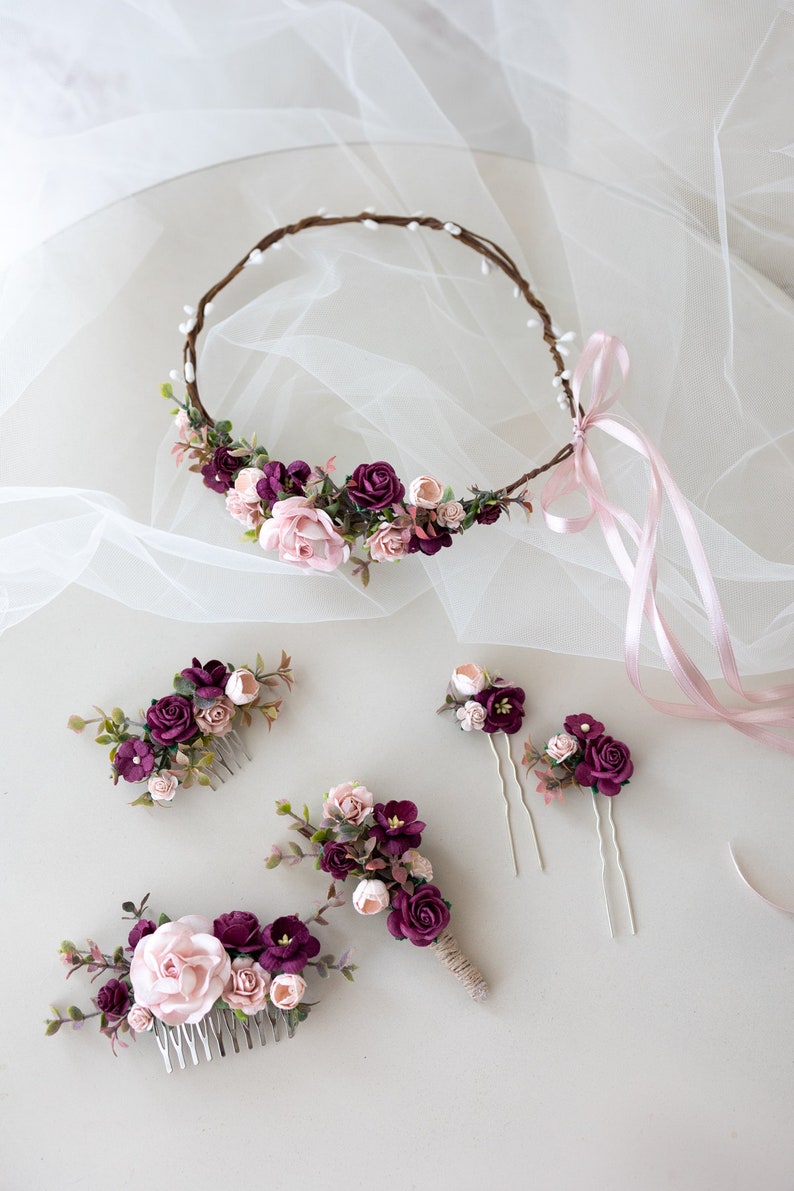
[46,892,355,1073]
[267,781,488,1002]
[68,650,292,806]
[164,210,794,755]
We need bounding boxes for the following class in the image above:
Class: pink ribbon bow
[541,331,794,755]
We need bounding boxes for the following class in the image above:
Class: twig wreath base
[166,211,578,585]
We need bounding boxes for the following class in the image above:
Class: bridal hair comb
[164,210,794,755]
[268,782,488,1001]
[68,650,292,806]
[46,892,355,1073]
[523,713,636,937]
[437,663,542,876]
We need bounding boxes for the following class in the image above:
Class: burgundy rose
[113,738,155,783]
[201,445,247,493]
[370,800,426,856]
[387,884,450,947]
[563,713,605,742]
[127,918,157,951]
[96,978,131,1021]
[255,460,311,504]
[475,503,502,525]
[180,657,230,700]
[319,841,358,881]
[575,734,634,797]
[406,531,453,556]
[213,910,265,955]
[473,685,525,735]
[145,694,198,746]
[347,461,405,510]
[259,915,320,975]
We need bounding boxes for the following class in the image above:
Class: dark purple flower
[180,657,230,700]
[575,734,633,797]
[145,694,198,746]
[473,685,525,735]
[127,918,157,951]
[201,446,246,493]
[96,978,131,1021]
[475,503,502,525]
[113,738,155,782]
[259,915,321,975]
[406,531,453,556]
[255,460,311,504]
[563,713,605,742]
[319,841,358,881]
[370,800,426,856]
[213,910,265,955]
[347,461,405,510]
[387,884,450,947]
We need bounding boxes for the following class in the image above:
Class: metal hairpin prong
[606,797,636,935]
[592,793,614,939]
[488,734,518,877]
[506,738,544,872]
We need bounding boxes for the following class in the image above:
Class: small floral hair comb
[68,650,293,806]
[524,713,636,937]
[267,782,488,1001]
[438,663,542,876]
[46,892,355,1073]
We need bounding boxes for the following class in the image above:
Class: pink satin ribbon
[541,331,794,755]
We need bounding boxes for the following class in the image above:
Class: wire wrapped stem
[429,929,488,1001]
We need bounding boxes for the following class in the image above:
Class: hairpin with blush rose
[267,782,488,1002]
[437,663,542,876]
[68,650,293,806]
[45,892,355,1073]
[523,713,636,937]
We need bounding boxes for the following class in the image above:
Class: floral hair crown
[267,781,488,1002]
[46,892,355,1073]
[164,211,794,756]
[68,650,293,806]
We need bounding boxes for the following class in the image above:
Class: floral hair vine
[46,892,356,1073]
[523,714,636,937]
[267,782,488,1002]
[164,209,794,755]
[438,663,542,877]
[68,650,293,806]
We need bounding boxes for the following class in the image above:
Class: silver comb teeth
[207,729,252,784]
[151,1004,295,1073]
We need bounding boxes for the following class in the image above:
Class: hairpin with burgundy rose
[267,782,488,1002]
[45,892,356,1073]
[437,663,543,877]
[68,650,293,806]
[523,713,636,937]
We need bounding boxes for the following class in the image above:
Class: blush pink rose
[147,771,179,803]
[450,663,487,698]
[127,1004,154,1032]
[456,700,487,731]
[323,781,375,825]
[194,695,235,737]
[404,849,433,881]
[258,496,350,572]
[269,972,307,1011]
[129,916,232,1026]
[352,878,390,915]
[545,733,579,763]
[226,490,265,530]
[223,957,271,1015]
[225,668,260,705]
[234,466,266,504]
[408,475,444,508]
[174,410,191,440]
[365,522,409,562]
[436,500,465,528]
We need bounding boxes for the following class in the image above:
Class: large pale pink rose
[234,466,266,505]
[365,522,408,562]
[194,695,235,737]
[225,668,260,705]
[258,496,350,572]
[352,878,390,915]
[408,475,444,508]
[323,781,375,825]
[226,490,265,530]
[129,916,232,1026]
[269,972,307,1011]
[450,663,487,698]
[223,957,271,1016]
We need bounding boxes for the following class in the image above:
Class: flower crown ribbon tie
[541,331,794,755]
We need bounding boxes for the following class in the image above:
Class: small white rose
[456,700,487,731]
[545,733,579,763]
[408,475,444,508]
[147,771,178,803]
[352,878,390,915]
[404,849,433,881]
[234,466,266,505]
[127,1004,154,1032]
[225,668,261,705]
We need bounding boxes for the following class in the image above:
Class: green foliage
[45,1020,61,1036]
[67,715,86,733]
[67,1005,84,1021]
